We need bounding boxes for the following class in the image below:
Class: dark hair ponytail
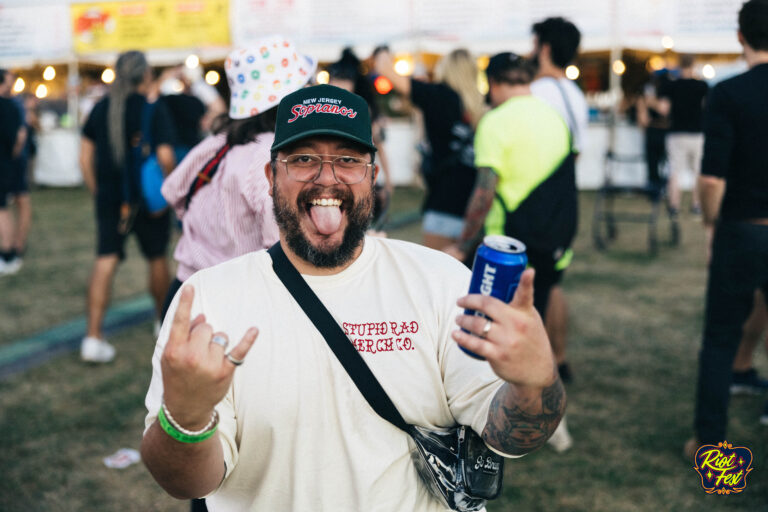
[213,106,279,146]
[107,51,149,167]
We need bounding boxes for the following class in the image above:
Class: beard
[272,180,374,269]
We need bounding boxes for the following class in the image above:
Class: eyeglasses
[278,154,372,184]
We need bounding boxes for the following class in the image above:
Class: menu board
[0,4,72,61]
[231,0,304,45]
[527,0,611,38]
[71,0,230,53]
[674,0,741,35]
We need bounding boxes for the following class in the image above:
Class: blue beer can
[461,235,528,359]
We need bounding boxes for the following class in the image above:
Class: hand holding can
[459,236,527,360]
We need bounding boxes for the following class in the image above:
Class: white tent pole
[67,58,79,127]
[608,0,622,156]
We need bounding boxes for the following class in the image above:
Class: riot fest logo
[693,441,753,494]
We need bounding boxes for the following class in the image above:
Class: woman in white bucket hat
[159,36,316,324]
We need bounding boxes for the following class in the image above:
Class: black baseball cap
[485,52,526,81]
[271,84,376,153]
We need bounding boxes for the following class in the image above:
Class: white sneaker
[547,416,573,453]
[81,336,116,363]
[1,257,22,275]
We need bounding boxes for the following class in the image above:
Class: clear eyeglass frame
[278,154,373,184]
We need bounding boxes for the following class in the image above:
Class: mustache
[297,185,354,207]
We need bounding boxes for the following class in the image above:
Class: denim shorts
[422,210,464,238]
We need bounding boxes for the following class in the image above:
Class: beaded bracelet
[158,401,219,444]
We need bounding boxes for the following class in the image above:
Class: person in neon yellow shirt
[445,52,577,452]
[446,53,574,317]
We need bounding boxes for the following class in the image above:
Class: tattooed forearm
[481,377,566,455]
[458,167,498,254]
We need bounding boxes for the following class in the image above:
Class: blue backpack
[125,99,168,215]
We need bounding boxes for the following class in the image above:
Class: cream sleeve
[142,273,241,486]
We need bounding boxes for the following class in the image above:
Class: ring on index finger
[481,318,493,339]
[210,335,228,349]
[225,353,244,366]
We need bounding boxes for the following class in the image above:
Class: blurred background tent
[0,0,748,187]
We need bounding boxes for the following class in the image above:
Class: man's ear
[372,163,380,184]
[265,161,275,196]
[737,30,746,49]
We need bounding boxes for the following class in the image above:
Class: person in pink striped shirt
[160,37,317,326]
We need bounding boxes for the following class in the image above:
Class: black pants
[694,221,768,443]
[645,127,667,198]
[527,248,566,322]
[160,277,184,322]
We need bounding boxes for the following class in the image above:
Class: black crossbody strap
[267,242,411,434]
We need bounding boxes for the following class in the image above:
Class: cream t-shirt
[145,237,509,511]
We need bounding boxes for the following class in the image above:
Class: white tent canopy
[0,0,748,69]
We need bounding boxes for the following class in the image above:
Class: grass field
[0,186,766,511]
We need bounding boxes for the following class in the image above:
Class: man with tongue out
[141,84,565,512]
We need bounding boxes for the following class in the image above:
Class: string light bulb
[13,77,25,93]
[185,54,200,69]
[204,70,220,85]
[101,68,115,84]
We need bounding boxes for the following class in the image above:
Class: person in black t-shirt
[161,94,205,148]
[0,69,24,275]
[375,49,485,251]
[657,55,709,215]
[685,0,768,460]
[328,48,393,232]
[637,71,671,196]
[156,66,207,157]
[80,50,177,363]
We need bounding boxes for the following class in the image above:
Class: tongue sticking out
[309,205,343,235]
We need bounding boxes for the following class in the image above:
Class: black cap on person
[271,84,376,153]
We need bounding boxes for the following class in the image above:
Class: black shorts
[7,158,29,195]
[527,248,566,320]
[97,205,170,260]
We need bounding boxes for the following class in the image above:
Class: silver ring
[481,319,492,338]
[225,353,245,366]
[210,335,228,349]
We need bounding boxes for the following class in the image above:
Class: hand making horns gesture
[160,286,259,429]
[452,268,556,388]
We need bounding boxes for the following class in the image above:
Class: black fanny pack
[268,243,504,511]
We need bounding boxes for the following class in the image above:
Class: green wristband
[158,405,218,444]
